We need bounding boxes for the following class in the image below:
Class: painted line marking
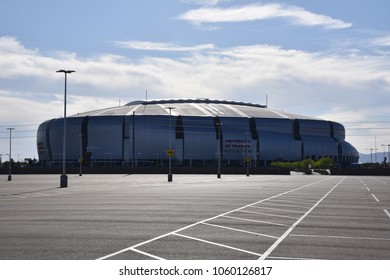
[384,209,390,219]
[274,197,319,204]
[0,194,26,199]
[371,194,380,202]
[249,205,306,214]
[201,222,278,239]
[366,187,371,192]
[130,248,165,260]
[224,215,289,227]
[34,192,52,197]
[97,177,331,260]
[290,234,390,242]
[296,213,383,220]
[0,197,25,201]
[173,233,262,257]
[266,199,314,206]
[259,176,346,260]
[260,201,311,209]
[27,193,45,197]
[238,210,299,220]
[267,256,321,260]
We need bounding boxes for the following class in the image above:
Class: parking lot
[0,174,389,260]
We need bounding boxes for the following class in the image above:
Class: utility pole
[57,69,75,188]
[166,107,175,182]
[216,122,222,179]
[365,148,377,163]
[7,128,15,181]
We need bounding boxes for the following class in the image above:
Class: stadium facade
[37,99,359,168]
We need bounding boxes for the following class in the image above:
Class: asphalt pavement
[0,174,389,260]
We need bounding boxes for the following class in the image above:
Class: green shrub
[271,157,334,174]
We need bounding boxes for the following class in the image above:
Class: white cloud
[0,36,37,55]
[1,37,388,101]
[1,36,390,155]
[373,35,390,47]
[0,90,118,159]
[112,40,215,52]
[177,3,352,29]
[181,0,220,6]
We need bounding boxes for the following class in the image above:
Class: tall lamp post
[79,133,83,176]
[166,107,175,182]
[7,128,15,181]
[216,122,222,179]
[365,148,376,163]
[57,70,75,188]
[245,132,250,177]
[388,144,390,166]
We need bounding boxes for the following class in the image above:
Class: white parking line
[384,209,390,219]
[224,215,289,227]
[267,199,314,206]
[12,195,26,199]
[173,233,262,257]
[97,177,331,260]
[268,256,321,260]
[202,222,278,239]
[366,187,371,192]
[238,209,299,220]
[34,192,52,197]
[290,233,390,241]
[0,196,26,200]
[259,176,346,260]
[371,194,380,202]
[260,201,310,209]
[131,248,165,260]
[274,197,319,204]
[249,205,306,214]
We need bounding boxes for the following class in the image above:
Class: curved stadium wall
[36,99,359,168]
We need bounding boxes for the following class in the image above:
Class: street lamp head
[56,70,75,74]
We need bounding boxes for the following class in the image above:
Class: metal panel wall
[220,117,252,161]
[332,121,346,140]
[48,117,83,162]
[87,116,123,161]
[299,120,338,159]
[132,115,171,162]
[181,116,216,160]
[255,118,301,161]
[36,120,52,162]
[338,141,359,162]
[38,110,359,165]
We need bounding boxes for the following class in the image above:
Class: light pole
[57,69,75,188]
[166,107,175,182]
[216,122,222,179]
[79,133,83,176]
[388,144,390,166]
[7,128,14,181]
[365,148,376,163]
[382,144,387,166]
[245,132,250,177]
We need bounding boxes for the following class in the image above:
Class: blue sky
[1,0,390,160]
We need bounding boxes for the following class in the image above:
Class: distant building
[36,99,359,167]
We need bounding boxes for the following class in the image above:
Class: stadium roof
[71,98,316,120]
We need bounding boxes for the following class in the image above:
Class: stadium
[36,99,359,169]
